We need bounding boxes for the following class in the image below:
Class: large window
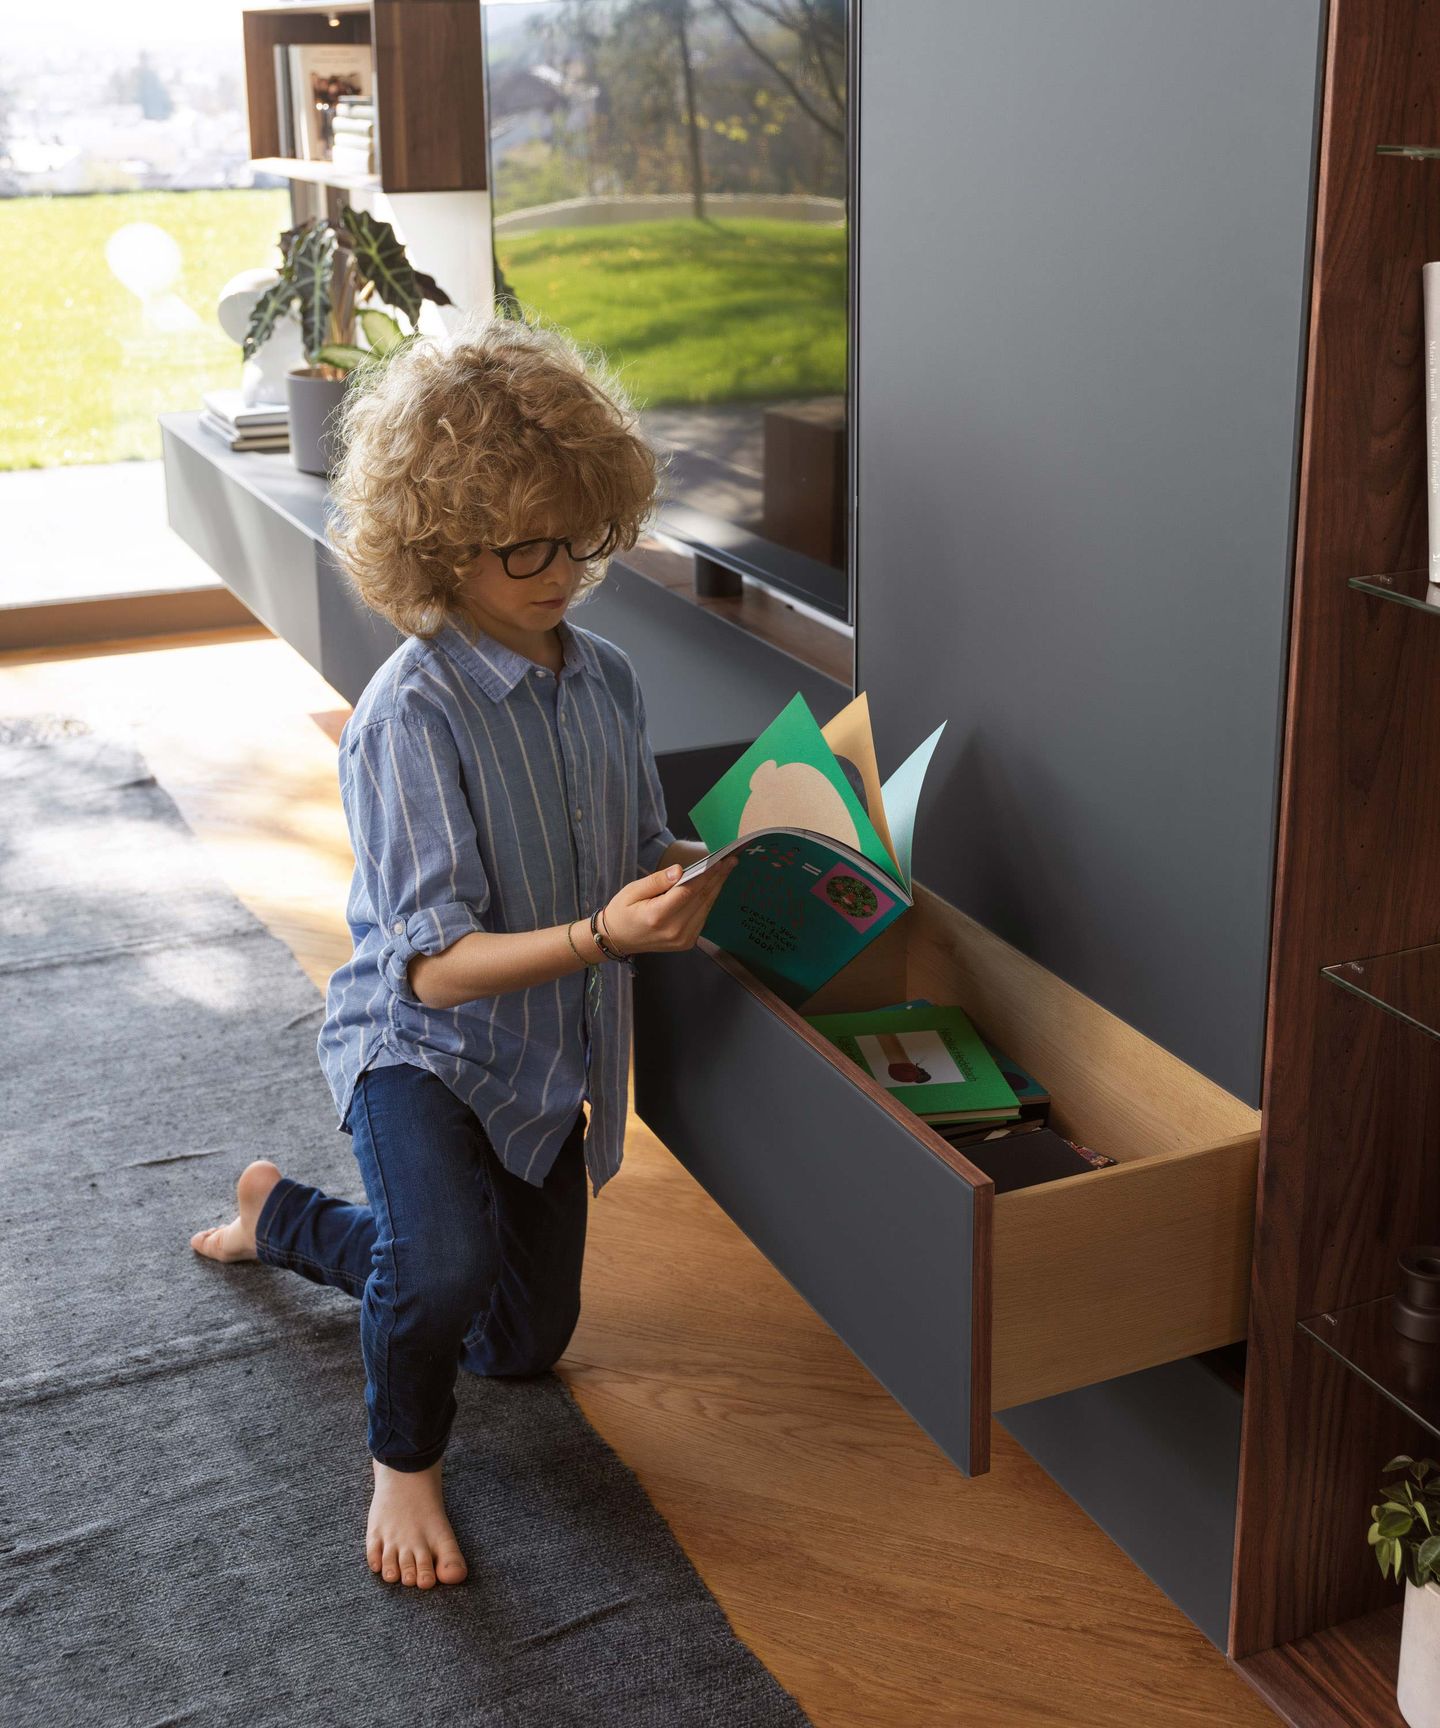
[1,3,287,604]
[483,0,851,622]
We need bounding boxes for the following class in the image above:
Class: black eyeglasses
[488,525,620,580]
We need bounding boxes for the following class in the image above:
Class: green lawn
[498,217,847,408]
[0,195,845,470]
[1,188,290,470]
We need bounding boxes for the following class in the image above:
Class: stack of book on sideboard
[201,389,289,453]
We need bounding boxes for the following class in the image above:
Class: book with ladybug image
[678,691,945,1005]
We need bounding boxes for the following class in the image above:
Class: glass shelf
[1378,144,1440,159]
[1300,1297,1440,1440]
[1322,942,1440,1041]
[1350,569,1440,615]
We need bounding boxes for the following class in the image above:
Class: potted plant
[241,204,452,477]
[1369,1454,1440,1727]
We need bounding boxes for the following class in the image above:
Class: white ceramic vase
[1398,1578,1440,1728]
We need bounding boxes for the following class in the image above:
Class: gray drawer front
[634,944,991,1475]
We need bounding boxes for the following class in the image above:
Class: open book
[676,691,945,1005]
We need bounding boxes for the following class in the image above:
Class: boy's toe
[399,1549,419,1586]
[415,1554,437,1589]
[381,1547,401,1584]
[436,1542,467,1585]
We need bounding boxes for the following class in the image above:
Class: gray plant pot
[286,366,351,478]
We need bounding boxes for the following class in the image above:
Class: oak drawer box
[633,881,1259,1476]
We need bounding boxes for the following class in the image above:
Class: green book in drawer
[803,1001,1022,1123]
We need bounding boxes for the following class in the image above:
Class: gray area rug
[0,713,813,1728]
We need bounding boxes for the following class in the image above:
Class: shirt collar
[433,612,601,702]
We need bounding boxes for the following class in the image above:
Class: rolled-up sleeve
[344,713,491,1006]
[633,677,678,874]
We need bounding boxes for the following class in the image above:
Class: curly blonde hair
[328,315,664,638]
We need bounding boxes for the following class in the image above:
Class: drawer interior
[794,880,1261,1410]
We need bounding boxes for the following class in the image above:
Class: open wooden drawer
[632,880,1260,1476]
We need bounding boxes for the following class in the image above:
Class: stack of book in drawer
[804,997,1115,1191]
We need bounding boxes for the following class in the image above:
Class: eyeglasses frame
[486,524,621,580]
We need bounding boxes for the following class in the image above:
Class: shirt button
[392,919,404,933]
[574,807,584,821]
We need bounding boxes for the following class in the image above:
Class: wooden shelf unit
[241,0,486,196]
[1230,0,1440,1717]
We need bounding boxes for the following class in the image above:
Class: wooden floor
[0,624,1279,1728]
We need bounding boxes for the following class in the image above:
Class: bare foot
[189,1160,283,1263]
[366,1457,468,1588]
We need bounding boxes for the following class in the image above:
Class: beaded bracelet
[590,905,637,975]
[589,905,622,961]
[599,906,637,973]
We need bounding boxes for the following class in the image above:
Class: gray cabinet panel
[855,0,1325,1103]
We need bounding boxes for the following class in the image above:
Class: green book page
[687,693,899,883]
[803,1002,1021,1118]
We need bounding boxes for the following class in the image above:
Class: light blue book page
[879,721,946,891]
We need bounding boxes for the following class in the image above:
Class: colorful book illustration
[679,692,945,1004]
[873,998,1051,1123]
[802,1002,1021,1125]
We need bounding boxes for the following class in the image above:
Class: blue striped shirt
[317,610,677,1196]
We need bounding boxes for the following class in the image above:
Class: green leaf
[1415,1500,1433,1533]
[241,277,297,362]
[315,343,369,373]
[412,266,453,309]
[291,222,338,363]
[1418,1535,1440,1576]
[340,206,425,328]
[1383,1456,1414,1474]
[1378,1507,1415,1538]
[357,308,405,355]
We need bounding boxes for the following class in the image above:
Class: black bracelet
[591,905,637,974]
[589,906,621,961]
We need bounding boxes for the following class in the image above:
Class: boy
[190,316,736,1590]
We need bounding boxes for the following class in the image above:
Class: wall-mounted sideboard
[160,402,1253,1650]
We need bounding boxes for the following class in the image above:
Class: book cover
[273,44,294,158]
[867,997,1051,1121]
[803,1002,1021,1123]
[288,44,373,163]
[677,692,944,1004]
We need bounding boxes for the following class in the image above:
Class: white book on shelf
[203,387,289,430]
[272,44,294,158]
[1426,260,1440,587]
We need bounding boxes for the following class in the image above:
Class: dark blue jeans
[254,1062,588,1472]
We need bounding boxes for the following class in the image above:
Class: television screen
[481,0,851,622]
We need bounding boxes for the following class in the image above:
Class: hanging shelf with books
[241,0,486,197]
